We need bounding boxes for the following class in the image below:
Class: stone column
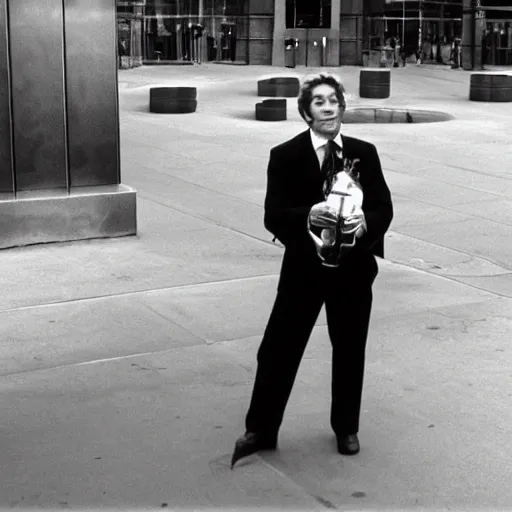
[438,2,445,39]
[0,0,13,195]
[328,0,341,65]
[474,6,486,69]
[0,0,136,250]
[340,0,364,65]
[461,0,481,70]
[246,0,274,65]
[271,0,286,66]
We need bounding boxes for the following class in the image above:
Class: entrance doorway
[482,21,512,66]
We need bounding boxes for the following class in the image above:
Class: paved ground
[1,63,511,511]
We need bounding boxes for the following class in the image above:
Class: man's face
[305,83,345,139]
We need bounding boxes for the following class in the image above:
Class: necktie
[320,140,341,197]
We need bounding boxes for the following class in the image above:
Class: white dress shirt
[309,129,343,167]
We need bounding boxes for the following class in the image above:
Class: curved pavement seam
[0,274,279,314]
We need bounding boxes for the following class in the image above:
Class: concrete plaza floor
[1,63,511,511]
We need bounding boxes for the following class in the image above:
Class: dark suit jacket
[264,130,393,291]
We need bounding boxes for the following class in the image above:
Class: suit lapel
[297,130,319,173]
[341,134,366,189]
[340,134,352,161]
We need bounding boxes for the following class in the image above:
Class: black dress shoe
[337,434,360,455]
[231,431,278,469]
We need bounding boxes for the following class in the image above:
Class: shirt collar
[309,129,343,152]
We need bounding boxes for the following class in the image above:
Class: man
[416,48,422,66]
[481,29,491,70]
[231,73,393,468]
[390,36,397,67]
[401,47,407,67]
[118,39,126,69]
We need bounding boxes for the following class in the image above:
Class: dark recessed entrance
[286,0,332,29]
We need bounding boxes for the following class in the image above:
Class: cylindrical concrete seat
[149,87,198,113]
[359,69,391,99]
[255,99,287,121]
[257,77,300,98]
[469,74,512,102]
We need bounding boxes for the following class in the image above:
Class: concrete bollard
[359,69,391,99]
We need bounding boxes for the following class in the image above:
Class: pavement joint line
[122,140,207,162]
[390,192,512,228]
[132,161,264,209]
[391,190,512,227]
[387,230,511,272]
[0,273,279,314]
[136,191,278,248]
[383,151,512,182]
[0,332,269,380]
[0,330,284,380]
[442,271,512,278]
[0,347,202,380]
[383,259,512,299]
[441,162,512,181]
[383,166,512,199]
[255,456,333,510]
[139,301,209,345]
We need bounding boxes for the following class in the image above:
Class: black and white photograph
[1,0,511,510]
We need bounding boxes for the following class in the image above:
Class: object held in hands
[308,171,365,267]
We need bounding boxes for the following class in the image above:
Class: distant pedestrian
[481,29,491,69]
[390,37,397,67]
[401,48,406,67]
[451,39,461,69]
[118,39,126,68]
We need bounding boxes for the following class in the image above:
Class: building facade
[461,0,512,68]
[116,0,512,68]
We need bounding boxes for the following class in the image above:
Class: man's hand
[309,201,339,228]
[342,214,366,239]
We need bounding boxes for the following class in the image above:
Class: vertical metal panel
[65,0,120,187]
[8,0,68,191]
[0,0,14,194]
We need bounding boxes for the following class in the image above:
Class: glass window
[286,0,332,29]
[143,0,246,17]
[145,0,200,16]
[201,0,243,16]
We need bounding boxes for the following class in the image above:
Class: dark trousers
[245,266,374,437]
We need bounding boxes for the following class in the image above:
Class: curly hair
[297,73,346,123]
